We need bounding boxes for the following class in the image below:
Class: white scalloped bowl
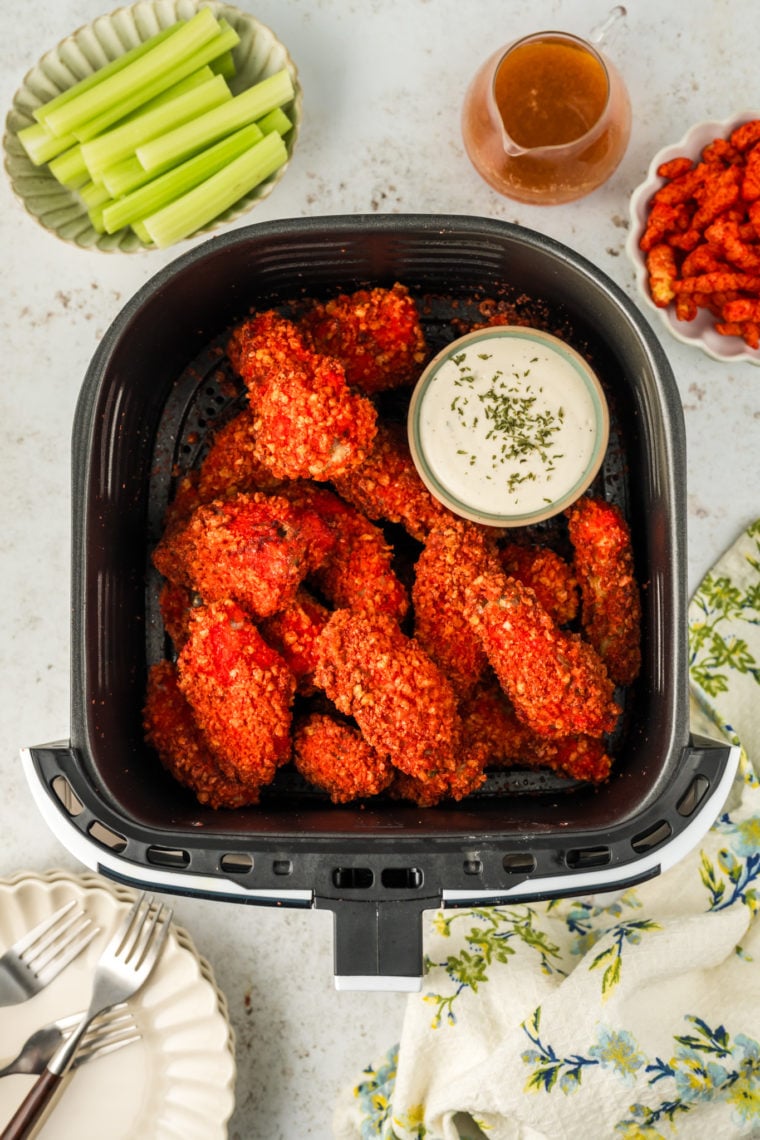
[626,111,760,366]
[3,0,301,252]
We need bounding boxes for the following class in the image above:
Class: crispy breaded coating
[195,406,282,501]
[390,745,489,807]
[293,713,394,802]
[152,489,334,619]
[460,677,612,783]
[314,609,464,779]
[566,495,642,687]
[332,422,457,542]
[299,283,428,395]
[144,660,262,808]
[229,309,378,481]
[288,483,408,621]
[177,600,295,785]
[227,309,311,387]
[259,588,331,695]
[498,542,579,626]
[464,570,620,740]
[158,581,195,652]
[412,519,501,697]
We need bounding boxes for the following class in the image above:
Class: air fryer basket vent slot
[87,820,127,853]
[565,845,611,869]
[631,819,673,853]
[677,774,711,817]
[52,774,84,817]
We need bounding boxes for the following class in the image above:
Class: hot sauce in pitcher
[461,13,631,204]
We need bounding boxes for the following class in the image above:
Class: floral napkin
[334,520,760,1140]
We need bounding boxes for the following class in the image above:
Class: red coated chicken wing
[314,608,464,779]
[565,495,642,686]
[293,713,394,802]
[152,489,335,619]
[177,599,295,786]
[299,283,428,395]
[464,570,620,740]
[144,660,263,808]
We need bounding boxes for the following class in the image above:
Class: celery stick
[81,74,232,178]
[72,22,240,143]
[131,219,153,244]
[257,107,292,137]
[78,180,111,209]
[88,204,107,232]
[100,155,154,197]
[135,64,216,109]
[17,121,76,165]
[102,122,264,233]
[137,69,294,172]
[49,144,89,188]
[210,50,236,80]
[33,23,181,125]
[141,131,287,248]
[42,9,224,138]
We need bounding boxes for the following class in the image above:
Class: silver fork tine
[33,918,98,982]
[10,903,76,956]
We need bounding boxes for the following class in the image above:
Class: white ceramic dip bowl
[408,325,610,527]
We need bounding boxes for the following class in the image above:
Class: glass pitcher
[461,7,631,205]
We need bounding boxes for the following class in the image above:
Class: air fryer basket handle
[315,896,438,991]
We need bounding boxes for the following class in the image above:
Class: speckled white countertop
[1,2,759,1137]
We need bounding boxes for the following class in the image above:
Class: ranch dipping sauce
[408,328,609,525]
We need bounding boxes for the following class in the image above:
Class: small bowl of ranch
[408,326,609,527]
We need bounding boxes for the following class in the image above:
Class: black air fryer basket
[23,215,737,990]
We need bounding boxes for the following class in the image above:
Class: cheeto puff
[177,599,295,786]
[293,713,394,802]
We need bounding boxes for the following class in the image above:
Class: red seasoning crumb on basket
[639,118,760,348]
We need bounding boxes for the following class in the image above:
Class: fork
[0,893,172,1140]
[0,1007,139,1079]
[0,901,99,1007]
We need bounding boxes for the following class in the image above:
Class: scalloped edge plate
[0,869,235,1138]
[3,0,301,252]
[625,110,760,366]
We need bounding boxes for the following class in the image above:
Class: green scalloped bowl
[3,0,301,252]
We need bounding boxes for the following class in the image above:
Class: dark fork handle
[0,1067,64,1139]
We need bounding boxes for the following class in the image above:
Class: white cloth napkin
[334,520,760,1140]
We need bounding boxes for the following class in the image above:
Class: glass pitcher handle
[589,5,627,47]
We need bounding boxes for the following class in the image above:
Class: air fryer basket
[23,215,737,989]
